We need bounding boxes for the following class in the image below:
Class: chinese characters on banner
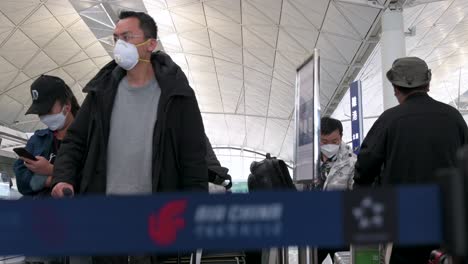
[349,81,363,154]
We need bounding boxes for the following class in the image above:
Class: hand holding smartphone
[13,147,38,161]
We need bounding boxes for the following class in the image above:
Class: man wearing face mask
[317,117,356,264]
[13,75,80,197]
[317,117,356,190]
[51,7,207,224]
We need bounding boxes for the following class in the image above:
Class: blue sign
[350,81,364,154]
[0,186,441,256]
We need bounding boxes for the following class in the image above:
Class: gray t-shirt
[106,76,161,195]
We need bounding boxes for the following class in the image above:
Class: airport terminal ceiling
[0,0,465,163]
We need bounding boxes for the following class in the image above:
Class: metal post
[298,247,317,264]
[381,7,406,110]
[279,247,289,264]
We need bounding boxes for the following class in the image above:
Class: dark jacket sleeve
[458,113,468,146]
[178,97,208,191]
[354,116,387,186]
[205,136,221,167]
[13,138,37,195]
[52,94,93,187]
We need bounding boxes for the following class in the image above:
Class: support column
[381,8,406,110]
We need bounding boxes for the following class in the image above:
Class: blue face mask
[39,107,66,131]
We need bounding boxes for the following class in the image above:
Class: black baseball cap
[25,75,69,115]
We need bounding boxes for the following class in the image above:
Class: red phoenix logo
[148,199,187,246]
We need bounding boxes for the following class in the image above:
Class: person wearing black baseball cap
[13,75,80,197]
[354,57,468,263]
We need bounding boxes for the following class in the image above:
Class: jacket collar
[83,51,193,98]
[404,91,429,102]
[34,128,53,137]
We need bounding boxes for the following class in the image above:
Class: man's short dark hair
[119,11,158,39]
[321,117,343,136]
[393,84,429,95]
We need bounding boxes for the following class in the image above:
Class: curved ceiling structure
[1,0,465,164]
[332,0,468,143]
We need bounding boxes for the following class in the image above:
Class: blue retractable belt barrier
[0,185,441,256]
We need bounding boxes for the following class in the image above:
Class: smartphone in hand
[13,147,38,161]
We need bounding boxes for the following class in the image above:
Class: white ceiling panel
[315,35,347,64]
[62,59,98,81]
[212,47,243,64]
[67,19,104,49]
[21,16,63,48]
[243,51,273,76]
[242,0,274,25]
[204,0,241,24]
[323,33,362,64]
[263,118,289,156]
[0,56,19,93]
[43,31,82,65]
[334,1,380,39]
[322,1,362,40]
[179,34,212,56]
[0,95,24,124]
[268,81,294,117]
[6,72,31,94]
[278,119,294,161]
[84,41,109,58]
[6,78,34,106]
[0,30,39,69]
[0,0,39,25]
[203,113,230,145]
[245,116,267,151]
[186,55,216,73]
[289,0,328,29]
[272,52,297,84]
[23,51,59,78]
[214,59,243,80]
[281,0,317,31]
[171,3,206,25]
[224,114,246,146]
[218,76,243,113]
[412,1,452,27]
[247,0,282,24]
[171,13,206,33]
[0,10,15,32]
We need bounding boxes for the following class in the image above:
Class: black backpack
[247,154,296,191]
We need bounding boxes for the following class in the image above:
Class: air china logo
[148,199,187,246]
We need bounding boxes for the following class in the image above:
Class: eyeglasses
[113,32,145,45]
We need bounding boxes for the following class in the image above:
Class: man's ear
[64,102,72,114]
[148,39,158,52]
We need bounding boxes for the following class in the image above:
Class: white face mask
[321,144,340,158]
[40,108,66,131]
[113,39,150,71]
